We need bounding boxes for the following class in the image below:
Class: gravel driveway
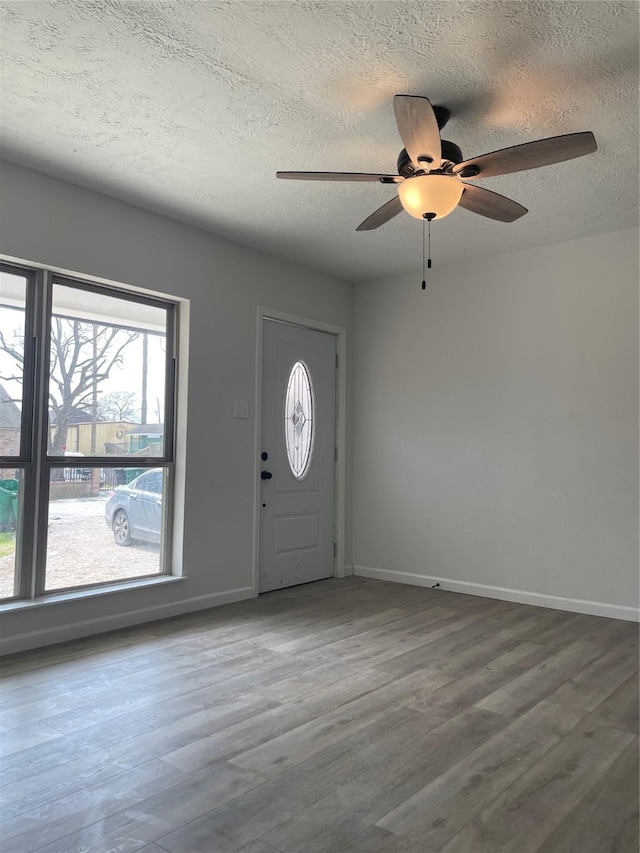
[0,497,160,598]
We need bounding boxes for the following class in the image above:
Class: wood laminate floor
[0,577,638,853]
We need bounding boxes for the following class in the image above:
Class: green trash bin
[0,479,18,531]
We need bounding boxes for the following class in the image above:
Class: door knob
[261,471,272,480]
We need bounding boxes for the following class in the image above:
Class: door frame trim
[253,307,347,596]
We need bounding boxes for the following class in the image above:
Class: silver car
[105,469,163,546]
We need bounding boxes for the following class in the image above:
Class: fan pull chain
[422,217,426,290]
[421,213,434,290]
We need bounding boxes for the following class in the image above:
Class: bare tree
[0,326,24,398]
[48,319,139,453]
[0,318,139,455]
[97,390,138,422]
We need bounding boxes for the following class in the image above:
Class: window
[0,264,177,601]
[284,360,314,480]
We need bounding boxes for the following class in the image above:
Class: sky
[0,303,167,424]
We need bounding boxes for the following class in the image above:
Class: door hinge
[333,542,337,558]
[334,446,338,462]
[335,353,339,369]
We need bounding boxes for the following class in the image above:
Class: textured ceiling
[1,1,638,282]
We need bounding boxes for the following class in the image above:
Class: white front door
[259,319,336,593]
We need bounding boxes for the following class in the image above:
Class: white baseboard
[353,566,639,622]
[342,565,355,577]
[0,586,255,656]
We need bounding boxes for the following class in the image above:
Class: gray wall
[1,160,637,652]
[352,228,639,619]
[0,161,353,653]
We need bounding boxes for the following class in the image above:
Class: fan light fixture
[397,174,463,220]
[277,94,597,289]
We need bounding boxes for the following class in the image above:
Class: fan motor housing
[397,140,463,177]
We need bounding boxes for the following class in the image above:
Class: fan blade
[458,184,528,222]
[453,131,597,179]
[356,196,404,231]
[277,171,402,183]
[394,95,442,169]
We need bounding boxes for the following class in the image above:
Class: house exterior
[0,383,21,459]
[65,420,138,456]
[49,410,137,456]
[126,423,164,455]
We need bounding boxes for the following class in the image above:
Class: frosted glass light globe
[398,174,464,220]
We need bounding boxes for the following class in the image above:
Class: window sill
[0,574,186,612]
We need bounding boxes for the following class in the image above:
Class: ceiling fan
[276,95,597,230]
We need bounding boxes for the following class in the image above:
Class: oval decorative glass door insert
[284,360,314,479]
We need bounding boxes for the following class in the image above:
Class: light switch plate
[234,400,249,419]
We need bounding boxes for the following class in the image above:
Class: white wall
[0,161,352,653]
[352,228,639,620]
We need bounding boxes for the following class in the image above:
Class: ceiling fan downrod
[276,95,596,233]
